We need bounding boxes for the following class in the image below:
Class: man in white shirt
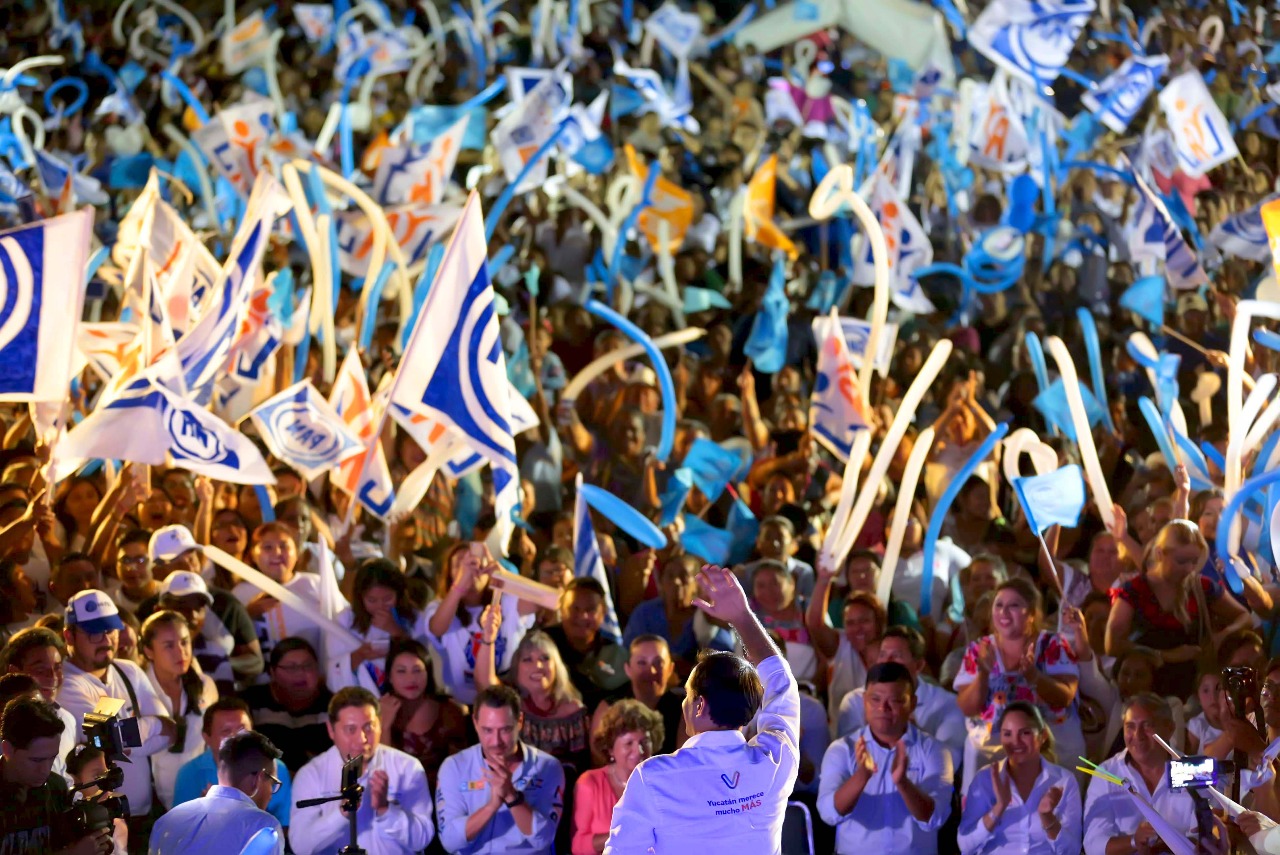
[436,685,564,853]
[149,730,285,855]
[2,626,77,781]
[836,626,967,764]
[290,687,435,855]
[605,564,800,854]
[818,662,955,854]
[57,590,176,820]
[1083,693,1199,855]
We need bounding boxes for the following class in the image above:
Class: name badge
[462,780,486,791]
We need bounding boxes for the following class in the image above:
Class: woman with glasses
[142,609,219,810]
[107,528,159,615]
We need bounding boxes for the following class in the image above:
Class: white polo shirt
[817,724,955,855]
[1082,750,1198,855]
[605,654,800,855]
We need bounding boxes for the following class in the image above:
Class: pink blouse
[572,766,621,855]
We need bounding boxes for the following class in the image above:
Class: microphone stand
[296,781,365,855]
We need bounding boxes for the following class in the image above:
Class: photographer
[56,591,177,828]
[0,696,110,855]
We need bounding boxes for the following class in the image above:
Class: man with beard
[57,590,177,830]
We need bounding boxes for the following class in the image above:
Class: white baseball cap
[65,590,125,634]
[158,571,213,605]
[149,525,202,563]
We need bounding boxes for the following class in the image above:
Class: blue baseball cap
[65,590,125,634]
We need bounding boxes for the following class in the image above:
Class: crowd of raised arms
[7,0,1280,853]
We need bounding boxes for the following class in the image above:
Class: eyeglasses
[118,556,148,567]
[74,627,116,643]
[260,770,283,794]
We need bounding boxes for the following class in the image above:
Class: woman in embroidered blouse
[958,701,1083,855]
[474,603,591,775]
[750,559,816,682]
[376,638,468,794]
[1105,519,1251,699]
[572,699,665,855]
[955,578,1083,790]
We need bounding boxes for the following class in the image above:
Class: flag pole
[1035,531,1063,596]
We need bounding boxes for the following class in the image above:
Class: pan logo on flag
[0,235,35,355]
[166,405,230,464]
[268,404,349,468]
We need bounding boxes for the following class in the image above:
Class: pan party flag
[1260,197,1280,287]
[625,146,694,255]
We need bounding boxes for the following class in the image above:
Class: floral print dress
[953,630,1085,792]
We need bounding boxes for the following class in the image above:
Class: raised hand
[975,637,998,674]
[691,564,751,625]
[890,739,909,784]
[854,735,876,777]
[1038,785,1063,816]
[991,761,1012,811]
[479,602,503,643]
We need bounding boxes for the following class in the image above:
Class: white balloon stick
[877,425,935,606]
[1046,336,1115,530]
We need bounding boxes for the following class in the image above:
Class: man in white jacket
[290,687,435,855]
[605,564,800,854]
[57,590,176,823]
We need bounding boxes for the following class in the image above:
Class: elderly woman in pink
[572,699,665,855]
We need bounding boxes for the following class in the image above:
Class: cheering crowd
[6,0,1280,852]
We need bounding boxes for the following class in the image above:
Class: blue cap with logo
[65,590,126,634]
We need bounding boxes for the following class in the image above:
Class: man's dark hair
[563,576,606,601]
[217,730,282,781]
[328,687,378,724]
[538,545,573,568]
[0,626,65,672]
[0,697,64,749]
[268,637,318,671]
[882,626,927,662]
[866,662,915,695]
[115,528,153,551]
[474,685,522,720]
[690,651,763,729]
[202,697,252,735]
[0,674,39,710]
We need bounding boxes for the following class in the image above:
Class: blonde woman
[475,604,590,775]
[1105,519,1251,699]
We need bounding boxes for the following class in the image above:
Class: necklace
[607,763,627,793]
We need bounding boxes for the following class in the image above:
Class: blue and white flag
[34,150,108,206]
[0,208,94,402]
[1210,194,1278,262]
[613,57,699,133]
[176,172,290,400]
[492,66,572,194]
[644,2,703,59]
[372,116,468,206]
[247,380,364,480]
[1158,71,1239,177]
[967,0,1095,87]
[55,369,274,484]
[1129,167,1209,290]
[388,193,520,555]
[809,311,869,462]
[294,3,335,44]
[743,256,790,373]
[330,348,395,518]
[1082,54,1169,133]
[573,474,622,645]
[853,174,936,313]
[1118,275,1167,326]
[1013,464,1086,534]
[810,315,899,376]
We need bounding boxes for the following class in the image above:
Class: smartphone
[341,753,364,793]
[774,429,805,457]
[1167,756,1219,790]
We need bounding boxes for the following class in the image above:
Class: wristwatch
[504,790,526,808]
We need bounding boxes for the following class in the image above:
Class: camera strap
[110,662,140,718]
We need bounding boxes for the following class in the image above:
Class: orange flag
[744,154,799,258]
[625,145,693,254]
[1262,197,1280,285]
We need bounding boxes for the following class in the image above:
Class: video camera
[56,698,140,845]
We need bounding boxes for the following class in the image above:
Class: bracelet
[479,638,496,646]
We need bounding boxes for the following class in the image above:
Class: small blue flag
[1119,276,1166,326]
[1033,378,1107,441]
[1013,465,1087,534]
[743,256,789,373]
